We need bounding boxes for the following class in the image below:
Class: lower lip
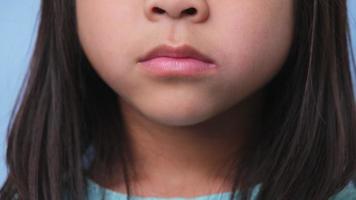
[138,57,217,77]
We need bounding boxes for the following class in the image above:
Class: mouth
[138,44,215,63]
[137,44,217,78]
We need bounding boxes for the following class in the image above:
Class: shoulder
[329,180,356,200]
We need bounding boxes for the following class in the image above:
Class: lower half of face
[76,0,294,126]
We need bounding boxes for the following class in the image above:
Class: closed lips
[138,44,215,64]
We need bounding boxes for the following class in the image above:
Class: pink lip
[138,44,217,77]
[139,57,217,77]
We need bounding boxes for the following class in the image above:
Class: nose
[144,0,210,23]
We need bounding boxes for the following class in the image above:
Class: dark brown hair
[1,0,355,199]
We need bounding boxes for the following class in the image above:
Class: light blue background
[1,0,356,186]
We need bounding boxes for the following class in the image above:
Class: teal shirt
[86,178,356,200]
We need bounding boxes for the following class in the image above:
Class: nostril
[183,7,197,15]
[152,7,165,14]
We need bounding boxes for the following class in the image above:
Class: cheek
[76,0,140,83]
[216,2,293,97]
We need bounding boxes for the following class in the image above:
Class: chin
[138,101,219,127]
[149,113,211,127]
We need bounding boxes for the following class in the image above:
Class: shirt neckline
[86,177,239,200]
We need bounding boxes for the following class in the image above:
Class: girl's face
[76,0,294,126]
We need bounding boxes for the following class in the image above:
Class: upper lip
[138,44,214,63]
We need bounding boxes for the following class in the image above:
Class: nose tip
[144,0,209,23]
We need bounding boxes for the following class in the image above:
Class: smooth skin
[76,0,294,197]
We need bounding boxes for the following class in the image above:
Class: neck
[89,90,264,197]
